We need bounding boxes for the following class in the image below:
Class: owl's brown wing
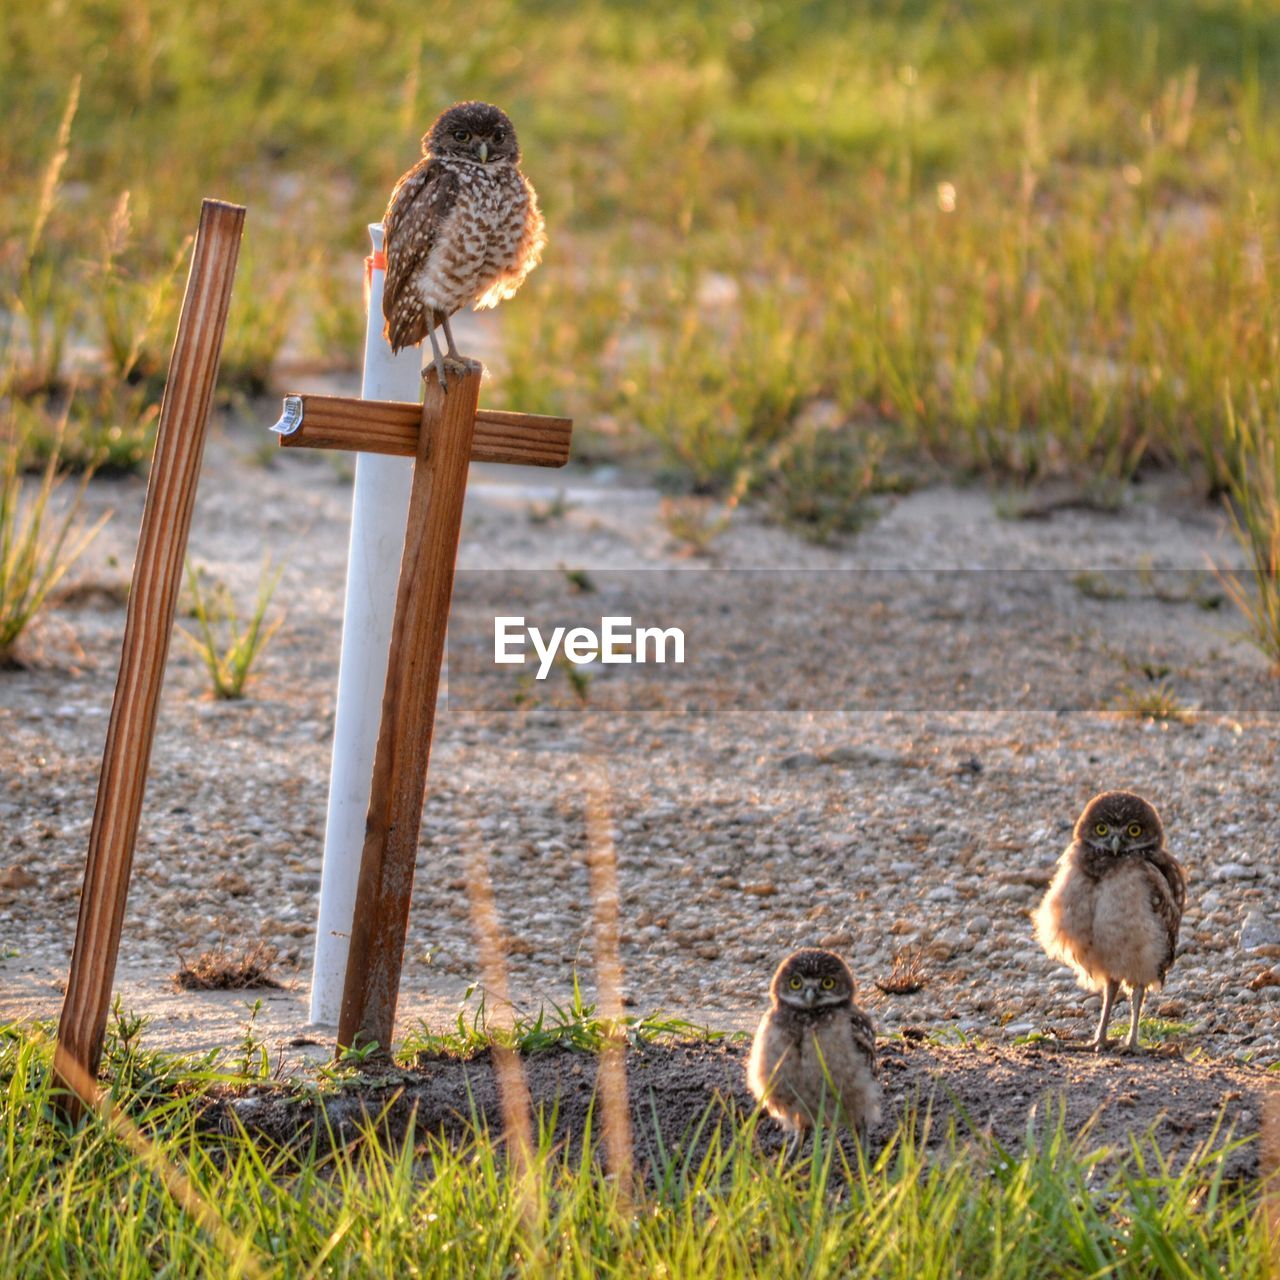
[1148,847,1187,916]
[848,1005,877,1073]
[1142,850,1186,980]
[381,156,460,353]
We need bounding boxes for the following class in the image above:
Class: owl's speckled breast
[414,159,530,315]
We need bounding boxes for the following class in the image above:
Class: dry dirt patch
[210,1038,1272,1181]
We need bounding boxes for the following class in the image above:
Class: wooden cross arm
[272,393,572,468]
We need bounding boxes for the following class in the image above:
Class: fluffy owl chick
[1034,790,1186,1053]
[382,100,545,389]
[747,948,881,1145]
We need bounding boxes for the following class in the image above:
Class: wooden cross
[272,374,572,1052]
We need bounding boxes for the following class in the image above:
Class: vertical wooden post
[338,365,483,1052]
[54,200,246,1115]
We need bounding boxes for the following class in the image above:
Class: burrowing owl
[1034,790,1186,1052]
[382,100,545,388]
[747,948,881,1145]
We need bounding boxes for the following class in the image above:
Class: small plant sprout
[1114,679,1193,723]
[0,423,108,665]
[1072,571,1127,602]
[178,555,285,698]
[659,495,734,557]
[659,468,749,557]
[557,650,592,703]
[234,999,271,1081]
[561,566,596,594]
[528,489,574,524]
[764,424,884,544]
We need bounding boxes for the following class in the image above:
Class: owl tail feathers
[383,292,431,356]
[384,313,420,357]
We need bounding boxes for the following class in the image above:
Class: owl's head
[1075,790,1164,855]
[424,101,520,165]
[770,948,856,1011]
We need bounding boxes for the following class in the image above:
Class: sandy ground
[2,393,1278,1159]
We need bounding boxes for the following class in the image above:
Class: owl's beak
[802,987,816,1007]
[477,140,489,163]
[1109,834,1121,854]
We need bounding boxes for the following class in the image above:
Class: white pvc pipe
[309,223,419,1024]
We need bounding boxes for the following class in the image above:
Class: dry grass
[171,942,283,992]
[0,423,108,664]
[875,945,927,996]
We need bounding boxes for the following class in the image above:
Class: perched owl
[382,100,545,389]
[747,948,881,1145]
[1034,790,1187,1052]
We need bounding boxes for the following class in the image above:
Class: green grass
[1012,1017,1202,1048]
[177,557,284,700]
[4,0,1280,489]
[0,422,108,664]
[1113,1016,1200,1045]
[397,977,731,1062]
[1,1013,1274,1278]
[1218,380,1280,669]
[762,422,887,543]
[1113,679,1195,723]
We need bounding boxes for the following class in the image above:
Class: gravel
[1,403,1278,1084]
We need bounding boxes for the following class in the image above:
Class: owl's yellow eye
[1093,822,1108,836]
[1127,823,1142,838]
[453,129,470,142]
[820,977,836,990]
[788,976,803,990]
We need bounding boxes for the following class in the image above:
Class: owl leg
[423,322,450,391]
[441,312,461,360]
[785,1128,805,1162]
[1088,979,1119,1051]
[1120,985,1146,1053]
[440,312,478,373]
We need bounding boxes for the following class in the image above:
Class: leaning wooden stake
[54,199,246,1116]
[338,365,483,1052]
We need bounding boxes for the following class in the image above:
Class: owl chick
[1034,790,1186,1052]
[747,948,881,1145]
[382,100,545,389]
